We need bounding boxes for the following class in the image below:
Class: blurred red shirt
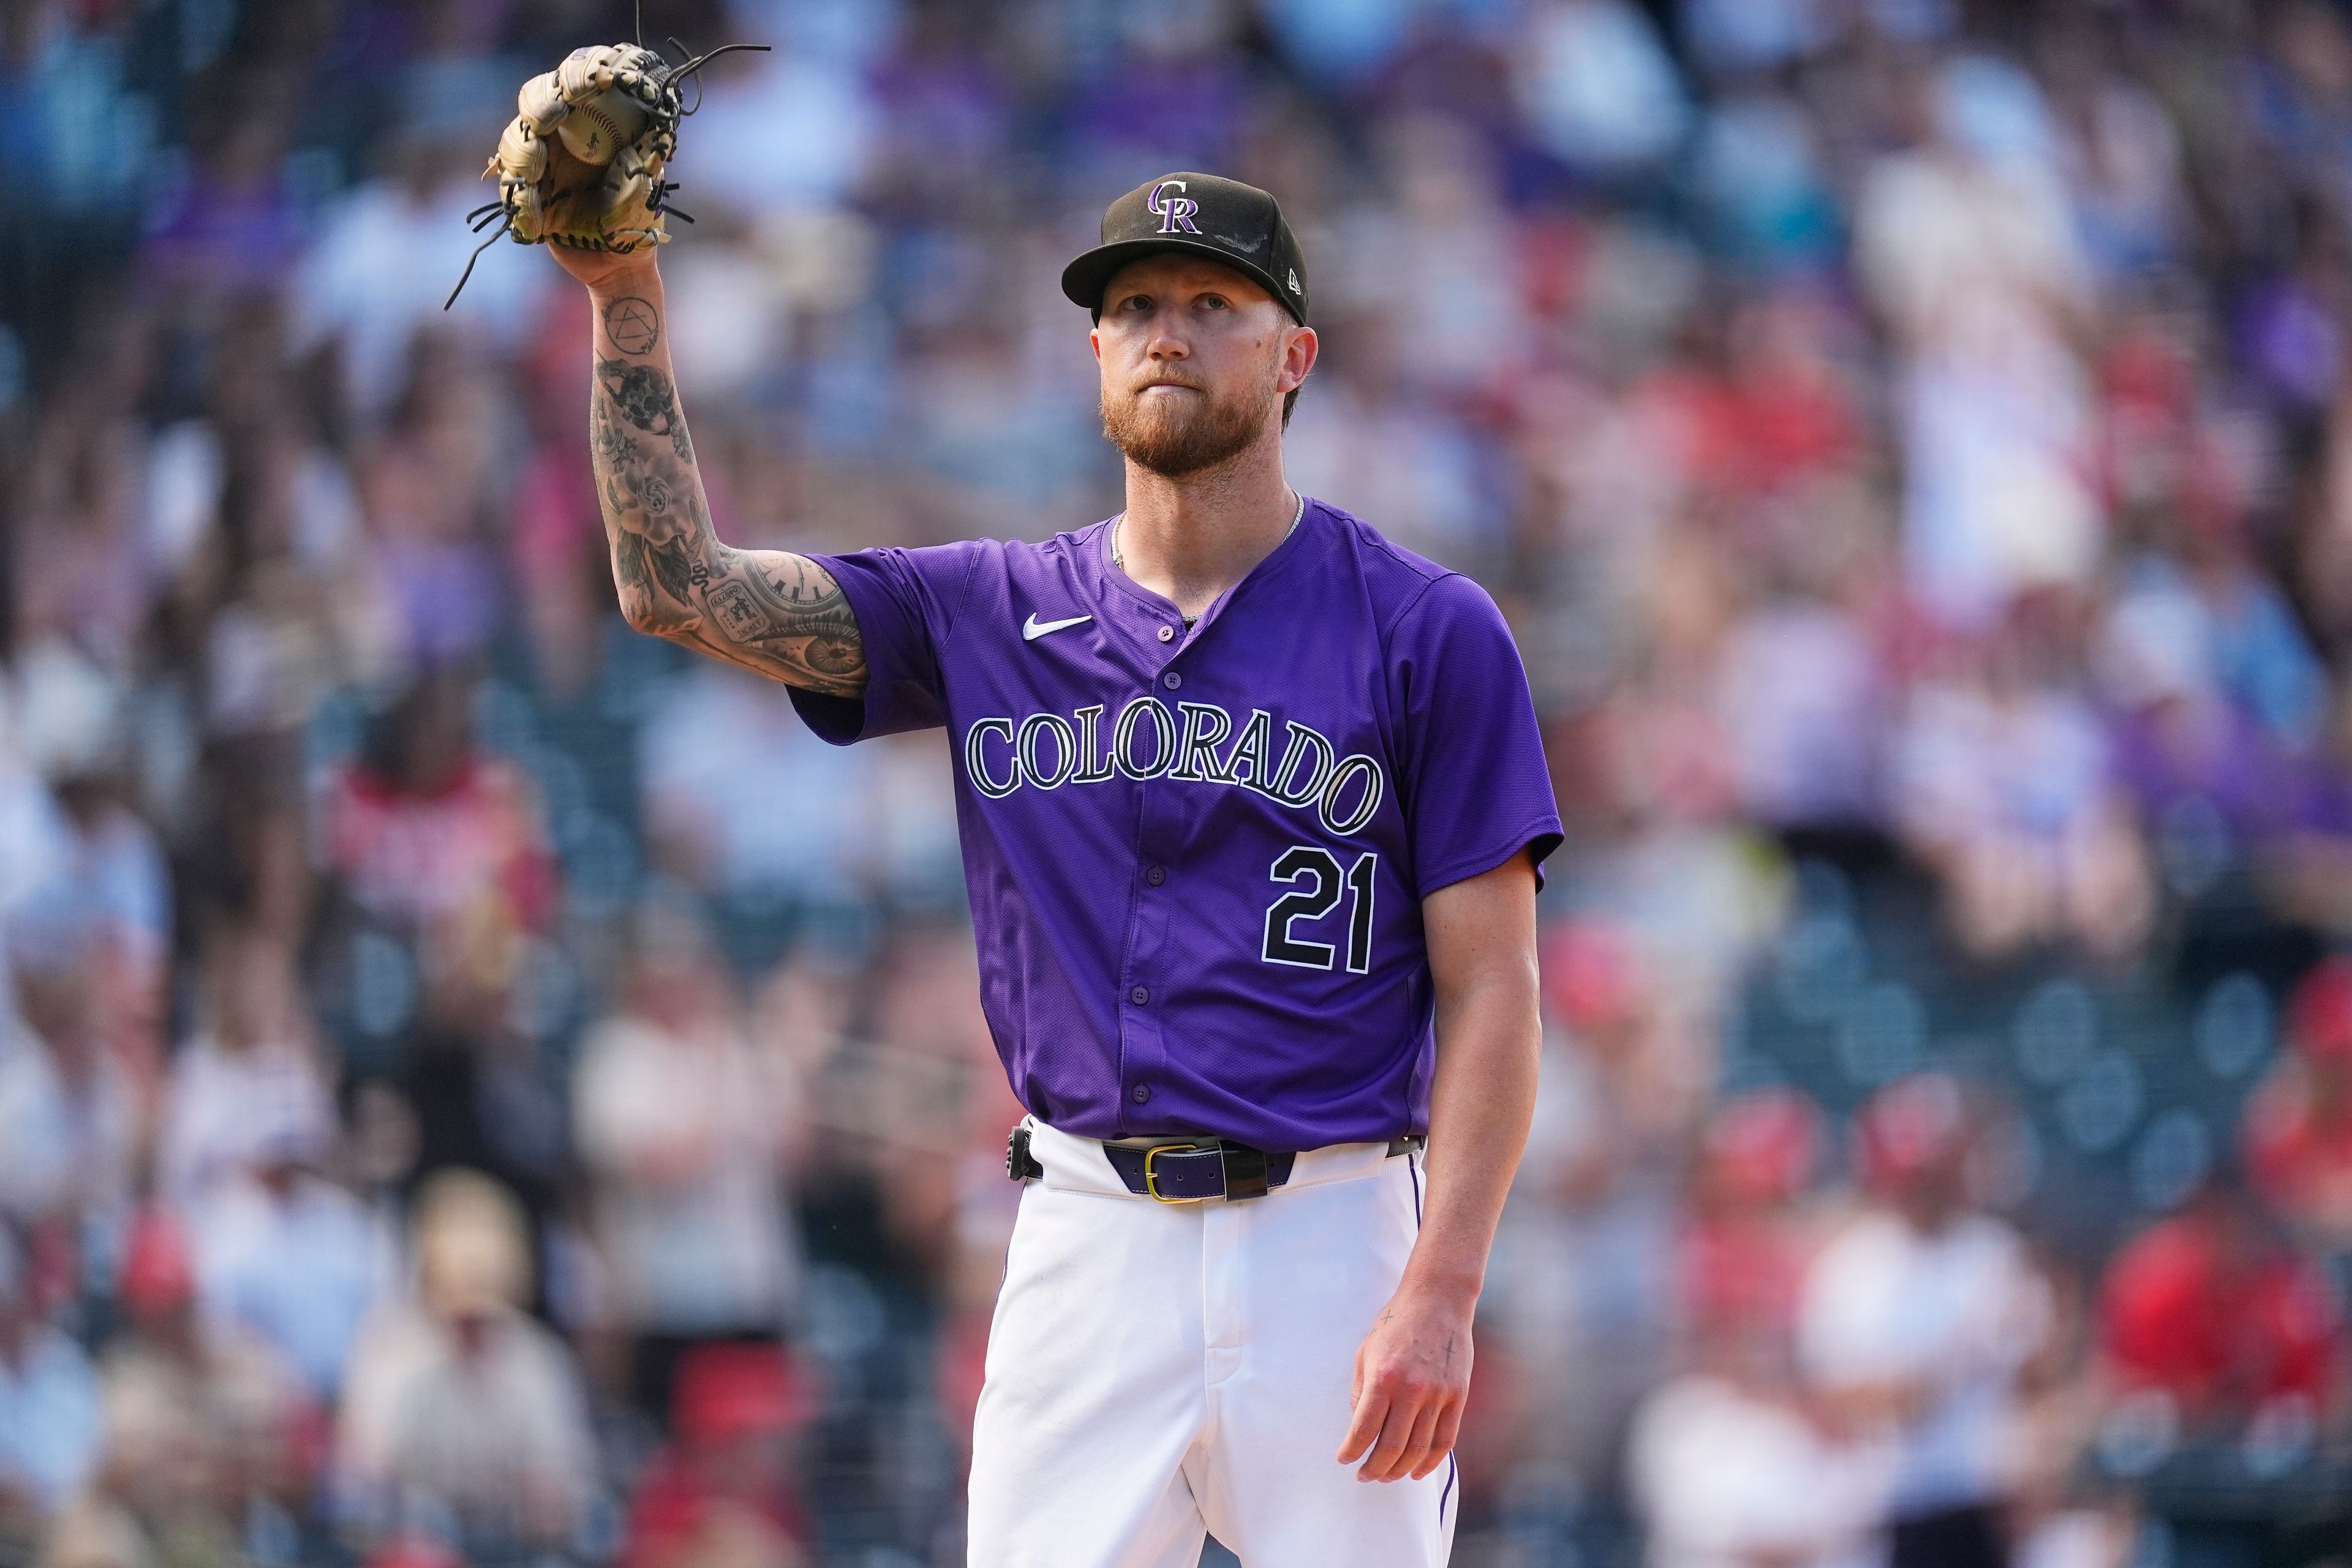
[322,756,557,933]
[2100,1207,2340,1417]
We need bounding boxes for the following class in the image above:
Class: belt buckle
[1142,1142,1205,1203]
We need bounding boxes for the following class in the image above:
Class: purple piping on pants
[1410,1152,1455,1531]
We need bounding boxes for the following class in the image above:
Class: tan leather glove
[446,39,764,307]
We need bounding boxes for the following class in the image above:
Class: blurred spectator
[157,919,334,1206]
[1512,0,1690,178]
[293,134,551,426]
[1629,1292,1891,1568]
[2099,1175,2340,1437]
[1856,55,2099,630]
[2097,564,2301,863]
[575,901,805,1423]
[353,339,511,671]
[0,1228,100,1551]
[189,1102,392,1401]
[622,1342,813,1568]
[0,931,141,1237]
[337,1169,596,1555]
[29,723,169,1061]
[398,906,571,1249]
[318,671,557,940]
[671,34,876,220]
[2242,957,2352,1248]
[63,1210,312,1568]
[1798,1075,2050,1568]
[1888,619,2154,962]
[637,665,872,920]
[1632,1087,1892,1568]
[1682,1088,1827,1338]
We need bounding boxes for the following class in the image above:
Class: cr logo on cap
[1148,179,1201,235]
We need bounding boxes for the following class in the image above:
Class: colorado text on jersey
[960,697,1385,837]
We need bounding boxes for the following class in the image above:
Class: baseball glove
[444,39,764,308]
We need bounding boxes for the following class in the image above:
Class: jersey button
[1145,865,1166,886]
[1157,625,1175,643]
[1129,985,1150,1005]
[1131,1084,1152,1104]
[1162,671,1182,690]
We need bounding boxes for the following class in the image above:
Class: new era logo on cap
[1061,172,1310,326]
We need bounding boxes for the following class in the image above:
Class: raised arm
[567,254,865,696]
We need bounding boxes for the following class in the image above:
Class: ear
[1278,325,1319,396]
[1090,320,1103,365]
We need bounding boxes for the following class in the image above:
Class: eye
[1199,295,1230,311]
[1118,294,1152,312]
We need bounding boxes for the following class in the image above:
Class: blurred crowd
[9,0,2352,1565]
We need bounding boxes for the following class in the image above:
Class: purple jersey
[790,500,1562,1151]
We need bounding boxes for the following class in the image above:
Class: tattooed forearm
[597,355,694,463]
[587,290,866,696]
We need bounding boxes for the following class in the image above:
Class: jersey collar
[1091,496,1324,649]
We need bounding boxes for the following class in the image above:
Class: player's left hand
[1336,1283,1474,1483]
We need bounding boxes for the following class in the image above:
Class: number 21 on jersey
[1262,847,1376,973]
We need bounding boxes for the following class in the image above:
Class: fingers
[1346,1374,1467,1483]
[1411,1399,1464,1482]
[1395,1400,1445,1483]
[1335,1383,1387,1468]
[1362,1395,1439,1483]
[1336,1340,1370,1462]
[1354,1381,1422,1482]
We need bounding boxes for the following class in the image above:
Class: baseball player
[547,158,1561,1564]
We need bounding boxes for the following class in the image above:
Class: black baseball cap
[1061,172,1310,326]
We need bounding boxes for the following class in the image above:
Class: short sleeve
[1388,573,1563,896]
[787,541,986,745]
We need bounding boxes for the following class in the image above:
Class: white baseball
[556,88,647,165]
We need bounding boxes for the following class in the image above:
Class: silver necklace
[1112,488,1304,572]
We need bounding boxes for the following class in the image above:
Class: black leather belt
[1106,1140,1294,1201]
[1007,1125,1422,1203]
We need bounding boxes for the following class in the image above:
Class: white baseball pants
[967,1117,1458,1568]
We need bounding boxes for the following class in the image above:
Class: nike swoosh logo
[1022,612,1093,642]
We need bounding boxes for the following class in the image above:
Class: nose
[1145,308,1190,363]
